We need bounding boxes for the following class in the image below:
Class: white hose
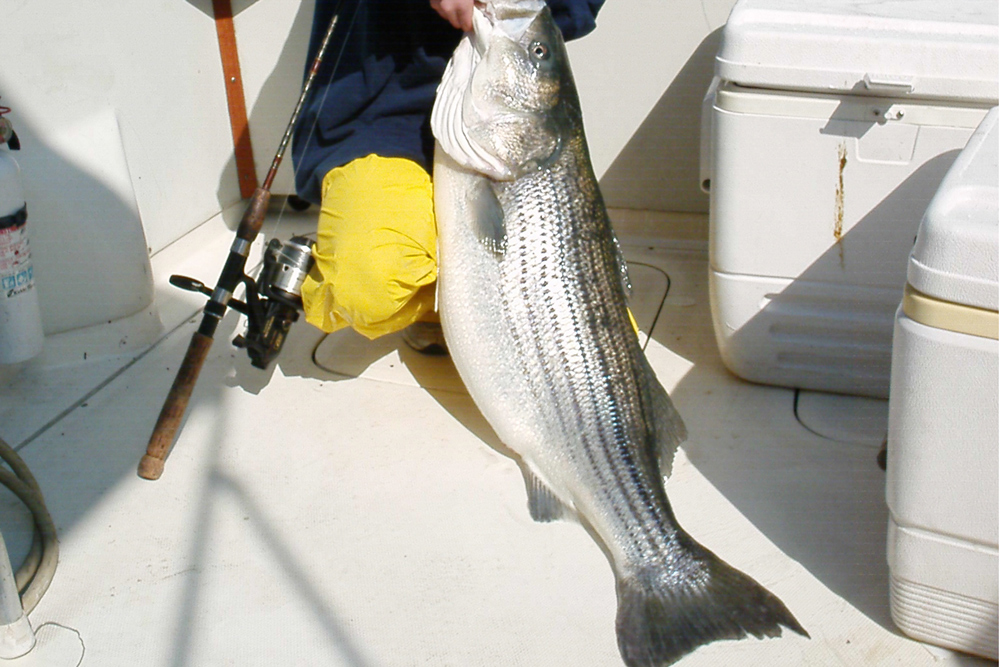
[0,435,58,615]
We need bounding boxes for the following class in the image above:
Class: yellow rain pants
[301,154,438,339]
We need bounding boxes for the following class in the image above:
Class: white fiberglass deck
[0,203,993,666]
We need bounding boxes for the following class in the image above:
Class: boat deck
[0,203,992,666]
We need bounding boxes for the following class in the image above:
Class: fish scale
[498,172,646,543]
[431,2,806,663]
[494,154,673,564]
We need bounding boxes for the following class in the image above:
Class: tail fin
[615,543,808,667]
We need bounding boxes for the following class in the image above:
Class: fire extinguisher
[0,104,44,365]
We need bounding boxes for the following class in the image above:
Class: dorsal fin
[637,354,687,479]
[611,230,632,299]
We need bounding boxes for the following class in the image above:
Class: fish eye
[530,41,550,61]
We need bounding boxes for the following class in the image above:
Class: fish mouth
[470,0,545,55]
[470,5,491,56]
[431,0,552,181]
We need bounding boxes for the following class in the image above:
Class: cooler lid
[716,0,999,103]
[909,107,998,312]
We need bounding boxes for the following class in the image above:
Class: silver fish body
[431,3,806,665]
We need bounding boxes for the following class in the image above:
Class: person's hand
[430,0,475,32]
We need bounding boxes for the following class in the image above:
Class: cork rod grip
[138,332,214,480]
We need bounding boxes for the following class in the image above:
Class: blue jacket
[291,0,605,204]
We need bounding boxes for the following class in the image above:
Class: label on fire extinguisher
[0,205,34,299]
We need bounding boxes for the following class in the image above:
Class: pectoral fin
[471,178,507,257]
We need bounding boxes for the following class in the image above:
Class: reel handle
[169,275,212,296]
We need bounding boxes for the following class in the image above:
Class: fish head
[432,0,576,181]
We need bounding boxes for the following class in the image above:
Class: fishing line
[260,0,363,375]
[263,0,365,245]
[233,0,364,307]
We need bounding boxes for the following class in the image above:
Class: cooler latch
[863,73,915,95]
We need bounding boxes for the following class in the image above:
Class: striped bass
[430,1,806,664]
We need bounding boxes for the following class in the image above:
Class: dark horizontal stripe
[498,153,674,560]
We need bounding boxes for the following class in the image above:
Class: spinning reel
[169,234,314,370]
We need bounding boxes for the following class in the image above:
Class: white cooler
[702,0,998,397]
[885,108,998,659]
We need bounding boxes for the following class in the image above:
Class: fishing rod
[137,9,343,481]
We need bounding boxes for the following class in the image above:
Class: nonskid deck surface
[0,205,991,666]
